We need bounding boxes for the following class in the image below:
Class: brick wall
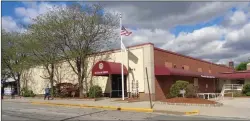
[154,48,234,74]
[153,47,231,100]
[155,75,215,100]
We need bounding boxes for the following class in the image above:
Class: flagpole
[120,13,125,100]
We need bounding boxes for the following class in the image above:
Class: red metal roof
[154,65,218,78]
[220,71,250,79]
[92,61,128,76]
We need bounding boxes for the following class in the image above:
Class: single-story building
[20,43,250,100]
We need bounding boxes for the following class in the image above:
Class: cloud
[223,23,250,52]
[14,2,66,24]
[229,10,248,26]
[1,16,26,33]
[102,2,243,30]
[2,1,250,66]
[217,53,250,65]
[120,21,250,65]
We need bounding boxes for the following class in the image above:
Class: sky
[1,1,250,65]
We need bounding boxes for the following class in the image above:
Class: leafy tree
[30,3,118,97]
[1,30,30,95]
[23,13,63,98]
[236,61,250,71]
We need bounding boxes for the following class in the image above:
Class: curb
[30,101,153,113]
[153,109,200,116]
[158,102,223,107]
[185,110,200,115]
[31,101,199,116]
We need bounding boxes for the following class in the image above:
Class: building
[20,43,250,100]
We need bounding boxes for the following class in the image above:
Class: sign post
[180,89,186,98]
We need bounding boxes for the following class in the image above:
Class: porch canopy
[92,61,128,76]
[220,71,250,79]
[154,65,218,78]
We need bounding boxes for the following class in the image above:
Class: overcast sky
[2,1,250,65]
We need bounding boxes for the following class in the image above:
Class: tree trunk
[50,64,55,99]
[76,57,85,98]
[16,73,21,96]
[78,73,84,98]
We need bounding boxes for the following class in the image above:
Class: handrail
[217,84,244,100]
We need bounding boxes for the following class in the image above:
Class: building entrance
[111,75,127,98]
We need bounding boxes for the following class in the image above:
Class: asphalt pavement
[1,101,246,120]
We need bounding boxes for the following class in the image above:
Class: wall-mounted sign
[99,63,104,70]
[201,75,215,78]
[179,89,186,94]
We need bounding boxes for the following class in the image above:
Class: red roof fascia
[92,61,128,76]
[220,71,250,79]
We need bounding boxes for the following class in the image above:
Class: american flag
[120,26,132,36]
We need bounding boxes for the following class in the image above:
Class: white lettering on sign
[94,71,108,75]
[201,75,215,78]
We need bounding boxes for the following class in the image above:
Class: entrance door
[111,75,127,98]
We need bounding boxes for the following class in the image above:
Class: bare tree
[38,3,118,97]
[23,3,118,98]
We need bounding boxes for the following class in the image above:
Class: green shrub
[242,84,250,95]
[21,88,36,97]
[88,85,102,98]
[246,92,250,96]
[186,84,198,98]
[169,80,189,98]
[233,91,243,97]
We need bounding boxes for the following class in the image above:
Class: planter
[158,101,223,107]
[159,97,223,107]
[112,98,141,103]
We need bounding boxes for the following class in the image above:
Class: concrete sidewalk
[2,97,198,115]
[2,97,250,119]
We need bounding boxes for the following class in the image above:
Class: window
[165,62,173,68]
[209,70,212,73]
[198,68,202,72]
[194,78,199,86]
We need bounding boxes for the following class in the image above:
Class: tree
[236,61,250,71]
[1,30,30,95]
[31,3,118,97]
[23,13,63,98]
